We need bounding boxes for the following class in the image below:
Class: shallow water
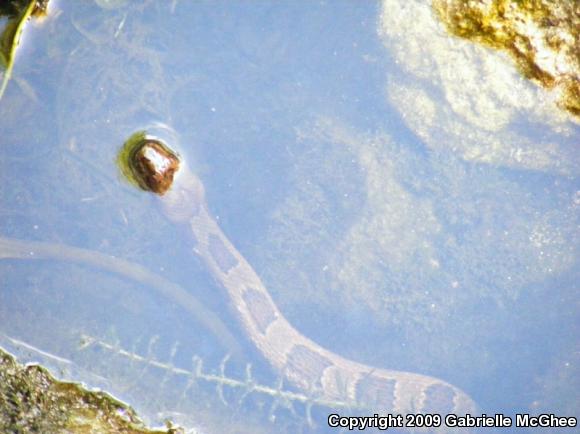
[0,1,578,433]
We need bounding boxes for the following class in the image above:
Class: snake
[120,133,479,420]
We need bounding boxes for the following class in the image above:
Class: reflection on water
[0,1,578,433]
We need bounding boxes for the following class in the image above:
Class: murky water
[0,1,578,433]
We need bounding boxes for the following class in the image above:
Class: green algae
[117,131,150,190]
[0,347,181,434]
[433,0,580,118]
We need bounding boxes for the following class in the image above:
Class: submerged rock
[0,348,182,434]
[432,0,580,118]
[379,0,578,175]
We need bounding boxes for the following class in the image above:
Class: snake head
[117,130,180,195]
[131,139,180,195]
[118,130,207,223]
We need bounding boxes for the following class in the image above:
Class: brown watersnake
[128,137,480,419]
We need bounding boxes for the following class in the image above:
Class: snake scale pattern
[158,165,478,420]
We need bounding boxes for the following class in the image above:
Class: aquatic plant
[78,333,371,426]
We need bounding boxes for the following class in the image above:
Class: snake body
[159,167,478,418]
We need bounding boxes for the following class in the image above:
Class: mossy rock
[433,0,580,118]
[0,348,181,434]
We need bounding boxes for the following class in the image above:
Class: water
[0,1,578,433]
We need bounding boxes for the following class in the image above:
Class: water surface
[0,1,578,433]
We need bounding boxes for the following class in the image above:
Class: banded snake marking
[122,135,479,429]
